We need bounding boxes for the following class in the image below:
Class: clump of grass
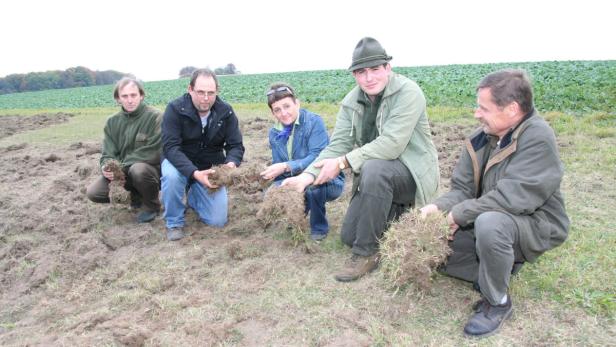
[380,210,451,292]
[256,185,308,246]
[103,159,130,205]
[208,162,271,194]
[208,165,235,192]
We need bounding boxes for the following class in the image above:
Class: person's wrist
[303,172,316,183]
[337,156,347,170]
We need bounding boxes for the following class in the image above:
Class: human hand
[419,204,440,219]
[260,163,289,181]
[102,168,114,181]
[225,162,237,169]
[193,169,218,189]
[446,212,460,240]
[313,158,340,185]
[281,173,314,193]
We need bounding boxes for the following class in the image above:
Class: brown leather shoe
[334,253,380,282]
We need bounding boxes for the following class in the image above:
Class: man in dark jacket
[421,69,569,338]
[161,68,244,241]
[86,77,162,224]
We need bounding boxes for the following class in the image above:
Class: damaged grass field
[0,61,614,345]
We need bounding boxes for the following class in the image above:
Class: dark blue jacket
[162,93,244,178]
[269,108,344,183]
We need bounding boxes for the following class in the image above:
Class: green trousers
[340,159,416,257]
[444,211,526,305]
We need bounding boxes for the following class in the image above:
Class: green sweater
[305,73,439,206]
[100,102,163,169]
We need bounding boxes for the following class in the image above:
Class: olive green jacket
[100,102,163,169]
[434,111,569,261]
[305,73,439,206]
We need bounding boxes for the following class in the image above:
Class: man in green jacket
[421,69,569,338]
[86,77,163,223]
[283,37,439,282]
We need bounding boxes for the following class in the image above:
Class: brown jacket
[434,110,569,261]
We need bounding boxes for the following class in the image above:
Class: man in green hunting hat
[283,37,439,282]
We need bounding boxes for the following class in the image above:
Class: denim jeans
[161,159,228,229]
[274,175,344,236]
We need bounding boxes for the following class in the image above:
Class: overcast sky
[2,0,614,82]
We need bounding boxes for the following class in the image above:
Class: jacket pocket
[135,132,148,147]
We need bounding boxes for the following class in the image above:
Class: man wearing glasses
[283,37,439,282]
[161,68,244,241]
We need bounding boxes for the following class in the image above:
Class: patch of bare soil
[0,113,74,139]
[9,116,592,346]
[430,122,474,191]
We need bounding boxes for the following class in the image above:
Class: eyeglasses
[266,86,294,97]
[194,90,216,98]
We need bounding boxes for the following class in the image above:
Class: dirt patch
[7,113,600,345]
[0,113,74,139]
[0,114,472,342]
[430,122,474,191]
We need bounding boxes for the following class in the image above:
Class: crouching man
[86,77,162,223]
[421,69,570,338]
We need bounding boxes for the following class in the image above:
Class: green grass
[1,61,614,114]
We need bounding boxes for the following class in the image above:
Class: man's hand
[313,157,342,185]
[446,212,460,240]
[419,203,440,219]
[225,162,237,169]
[281,173,314,193]
[193,169,218,189]
[102,168,114,181]
[260,163,289,181]
[421,204,459,240]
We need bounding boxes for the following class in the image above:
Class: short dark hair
[477,69,534,114]
[190,68,219,90]
[113,77,145,100]
[266,82,297,109]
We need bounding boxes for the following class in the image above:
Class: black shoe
[464,296,513,338]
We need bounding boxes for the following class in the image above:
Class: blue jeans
[276,175,344,236]
[161,159,228,229]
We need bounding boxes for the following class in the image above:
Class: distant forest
[0,66,127,95]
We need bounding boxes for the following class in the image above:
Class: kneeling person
[86,77,162,223]
[161,68,245,241]
[421,69,570,338]
[260,83,345,241]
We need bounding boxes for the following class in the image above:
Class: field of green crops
[1,61,614,114]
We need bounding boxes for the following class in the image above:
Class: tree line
[0,66,127,95]
[179,63,239,78]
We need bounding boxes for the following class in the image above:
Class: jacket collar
[175,93,231,121]
[120,101,146,118]
[274,108,304,131]
[470,108,536,151]
[341,72,404,111]
[499,108,535,148]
